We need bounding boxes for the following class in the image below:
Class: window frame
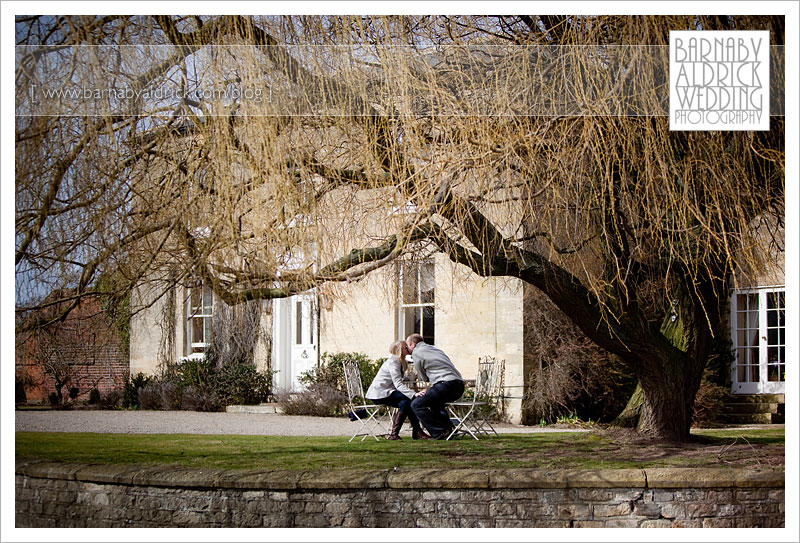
[186,282,213,354]
[397,259,435,345]
[730,286,785,393]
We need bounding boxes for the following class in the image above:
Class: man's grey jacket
[411,341,463,385]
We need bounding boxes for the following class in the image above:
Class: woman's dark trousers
[372,391,423,438]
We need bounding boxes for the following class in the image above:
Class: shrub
[276,352,382,417]
[209,363,272,406]
[138,382,180,410]
[68,387,79,400]
[275,385,346,417]
[151,360,272,411]
[521,289,637,424]
[88,388,100,405]
[122,372,151,409]
[48,392,59,406]
[692,378,728,427]
[565,355,637,423]
[16,379,27,405]
[133,383,155,409]
[157,358,213,391]
[99,389,122,409]
[180,386,220,412]
[300,352,381,395]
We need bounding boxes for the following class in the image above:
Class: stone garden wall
[15,460,784,528]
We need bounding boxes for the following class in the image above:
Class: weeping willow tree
[15,15,784,441]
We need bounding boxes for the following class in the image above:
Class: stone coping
[15,460,784,491]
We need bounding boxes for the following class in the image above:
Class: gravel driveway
[15,409,587,436]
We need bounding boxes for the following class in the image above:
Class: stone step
[719,413,773,425]
[723,403,779,415]
[726,394,785,404]
[721,393,785,425]
[226,403,283,414]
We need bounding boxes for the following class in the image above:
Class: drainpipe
[315,290,321,370]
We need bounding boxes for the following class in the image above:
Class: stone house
[725,217,786,421]
[123,120,786,426]
[129,222,785,423]
[129,253,529,420]
[123,88,786,426]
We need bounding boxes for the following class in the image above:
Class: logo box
[669,30,770,131]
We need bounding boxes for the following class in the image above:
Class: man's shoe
[434,426,456,440]
[412,428,432,440]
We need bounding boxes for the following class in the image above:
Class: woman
[366,341,431,440]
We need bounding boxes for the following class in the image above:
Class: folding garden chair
[446,357,503,440]
[342,358,392,442]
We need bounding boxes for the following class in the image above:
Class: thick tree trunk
[636,350,703,442]
[610,382,642,428]
[453,215,714,443]
[638,385,691,441]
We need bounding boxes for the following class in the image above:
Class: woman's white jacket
[365,355,415,400]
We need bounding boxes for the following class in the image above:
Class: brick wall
[15,297,128,403]
[15,462,784,528]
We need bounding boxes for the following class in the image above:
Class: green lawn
[15,428,784,471]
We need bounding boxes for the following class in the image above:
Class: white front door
[290,293,317,389]
[273,292,319,392]
[731,288,785,395]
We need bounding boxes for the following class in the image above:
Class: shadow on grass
[15,427,784,472]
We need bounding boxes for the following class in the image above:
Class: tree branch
[185,220,431,305]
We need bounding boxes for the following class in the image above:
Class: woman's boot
[387,410,406,440]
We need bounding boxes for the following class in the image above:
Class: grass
[15,428,784,472]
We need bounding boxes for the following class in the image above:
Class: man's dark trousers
[410,379,465,437]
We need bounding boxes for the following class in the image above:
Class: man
[406,333,465,440]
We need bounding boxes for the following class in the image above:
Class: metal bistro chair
[342,358,392,442]
[446,357,503,440]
